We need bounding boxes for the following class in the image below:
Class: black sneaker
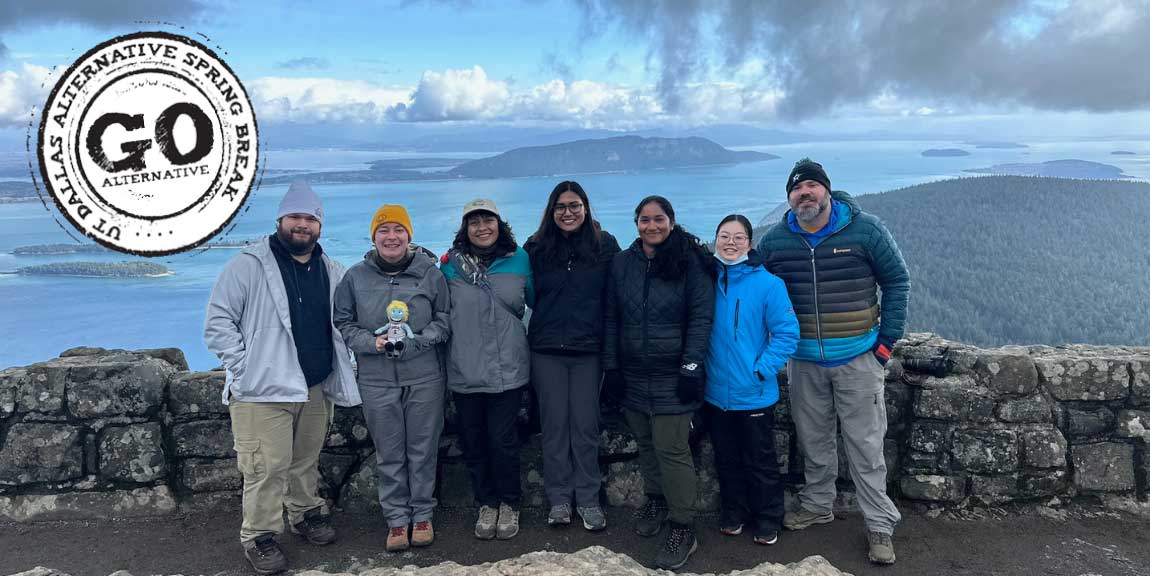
[654,521,697,570]
[634,494,668,537]
[290,507,336,545]
[242,533,287,575]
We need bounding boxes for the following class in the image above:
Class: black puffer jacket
[603,237,715,415]
[526,230,621,354]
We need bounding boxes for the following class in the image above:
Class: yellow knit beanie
[369,204,413,239]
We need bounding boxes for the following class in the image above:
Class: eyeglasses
[717,233,749,245]
[553,202,585,215]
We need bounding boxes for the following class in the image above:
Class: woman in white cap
[440,198,533,541]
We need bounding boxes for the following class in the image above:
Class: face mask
[714,251,749,266]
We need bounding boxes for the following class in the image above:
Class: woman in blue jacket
[704,214,800,546]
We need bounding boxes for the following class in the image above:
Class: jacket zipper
[801,237,826,361]
[386,275,400,384]
[642,257,653,414]
[733,298,740,341]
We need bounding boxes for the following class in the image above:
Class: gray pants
[788,353,901,534]
[532,351,602,508]
[359,381,445,528]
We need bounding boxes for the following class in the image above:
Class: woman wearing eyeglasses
[523,181,620,531]
[704,214,799,546]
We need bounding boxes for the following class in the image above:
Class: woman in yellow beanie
[333,204,450,552]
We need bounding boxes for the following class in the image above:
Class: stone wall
[1,335,1147,520]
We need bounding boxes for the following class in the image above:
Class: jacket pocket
[233,438,264,478]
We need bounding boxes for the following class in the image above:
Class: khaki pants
[788,353,901,534]
[230,383,331,542]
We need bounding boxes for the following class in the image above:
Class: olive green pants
[229,384,331,542]
[624,409,696,524]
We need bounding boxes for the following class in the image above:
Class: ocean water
[3,140,1149,370]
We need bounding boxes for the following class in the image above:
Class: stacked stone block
[0,337,1147,521]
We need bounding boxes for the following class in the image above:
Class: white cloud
[387,66,510,121]
[248,76,410,123]
[0,63,49,128]
[242,65,791,128]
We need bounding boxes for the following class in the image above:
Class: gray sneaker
[475,505,498,540]
[868,531,897,565]
[242,534,287,575]
[577,505,607,531]
[784,507,834,530]
[496,503,520,540]
[548,503,572,526]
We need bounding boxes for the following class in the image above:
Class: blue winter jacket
[704,251,800,411]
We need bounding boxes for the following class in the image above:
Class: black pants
[705,402,784,536]
[453,387,523,508]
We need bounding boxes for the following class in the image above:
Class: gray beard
[793,198,829,224]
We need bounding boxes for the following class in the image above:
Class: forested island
[752,176,1150,346]
[447,136,777,178]
[921,148,970,157]
[965,159,1126,179]
[0,182,37,203]
[15,262,171,278]
[261,136,776,184]
[966,141,1029,149]
[11,243,109,255]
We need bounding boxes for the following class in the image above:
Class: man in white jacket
[204,181,360,575]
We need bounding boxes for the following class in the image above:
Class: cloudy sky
[2,0,1149,142]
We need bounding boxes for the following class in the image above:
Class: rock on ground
[6,547,850,576]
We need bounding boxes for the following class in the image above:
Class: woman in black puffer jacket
[602,195,714,571]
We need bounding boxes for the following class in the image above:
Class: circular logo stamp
[37,31,259,255]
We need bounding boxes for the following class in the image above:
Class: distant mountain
[755,176,1150,347]
[922,148,970,157]
[0,181,37,202]
[15,261,171,278]
[448,136,778,179]
[965,159,1126,179]
[1111,150,1137,156]
[965,141,1029,149]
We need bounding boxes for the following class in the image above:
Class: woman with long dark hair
[602,195,714,571]
[705,214,799,546]
[524,181,620,530]
[440,198,533,541]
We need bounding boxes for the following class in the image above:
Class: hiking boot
[654,521,697,571]
[548,503,572,526]
[867,531,897,565]
[634,494,668,537]
[496,503,520,540]
[290,507,336,545]
[385,525,409,552]
[411,520,434,547]
[784,507,834,530]
[242,533,287,575]
[576,505,607,531]
[754,530,779,545]
[475,505,498,540]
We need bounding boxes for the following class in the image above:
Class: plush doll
[374,300,414,358]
